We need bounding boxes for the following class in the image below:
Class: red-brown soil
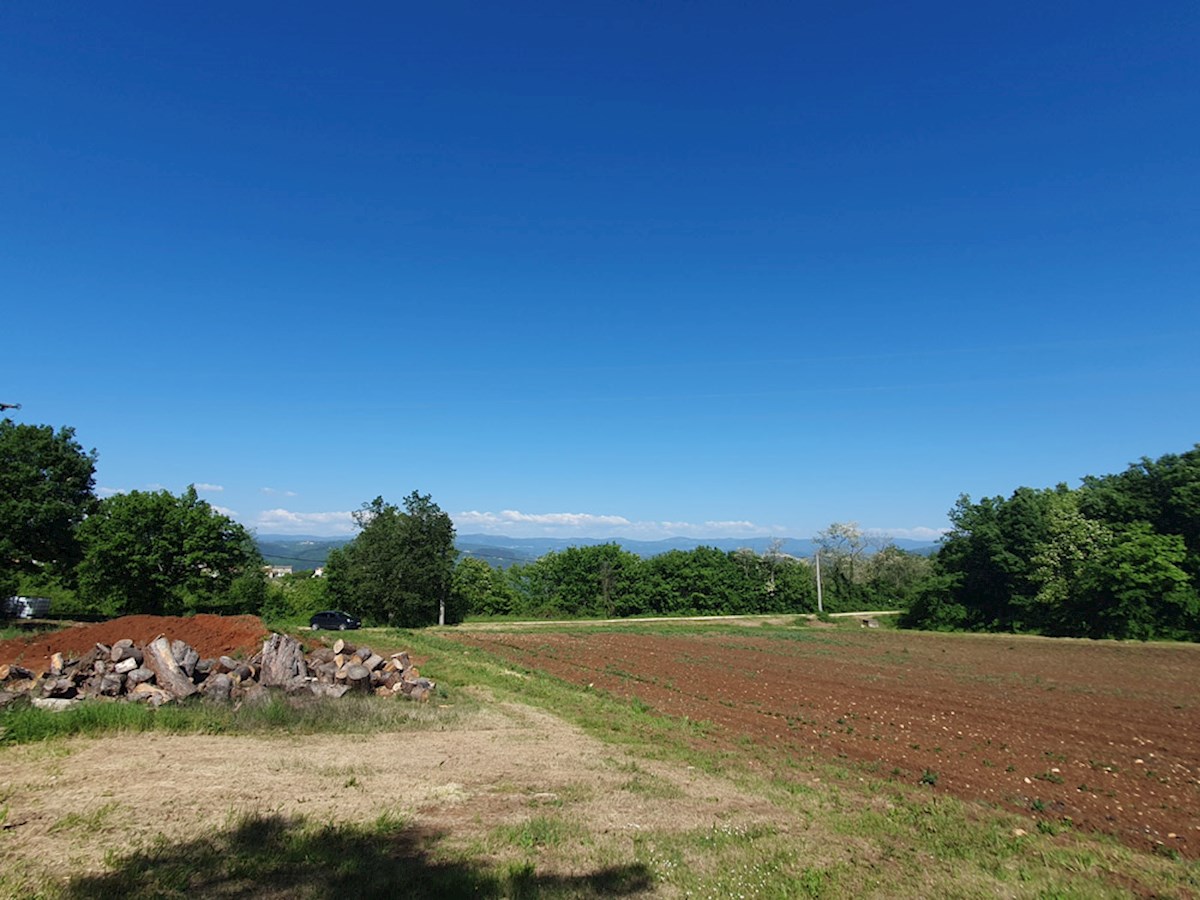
[449,627,1200,858]
[0,614,269,673]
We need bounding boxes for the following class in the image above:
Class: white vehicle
[3,595,51,619]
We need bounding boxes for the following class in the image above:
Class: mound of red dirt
[0,615,270,674]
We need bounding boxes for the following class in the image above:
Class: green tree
[1077,523,1200,640]
[325,492,457,627]
[904,446,1200,640]
[557,544,646,617]
[451,556,515,617]
[813,522,872,609]
[928,488,1063,631]
[76,486,263,616]
[0,419,97,598]
[1023,492,1114,634]
[262,571,329,623]
[863,544,933,608]
[643,546,754,615]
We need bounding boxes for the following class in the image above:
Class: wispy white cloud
[97,486,123,497]
[194,482,224,493]
[261,487,298,497]
[256,508,356,535]
[249,505,945,542]
[456,510,632,530]
[454,509,779,539]
[211,504,238,517]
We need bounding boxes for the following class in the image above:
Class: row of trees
[2,416,929,626]
[450,536,932,621]
[903,446,1200,640]
[2,419,262,617]
[10,414,1195,640]
[0,417,460,627]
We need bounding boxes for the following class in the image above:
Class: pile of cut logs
[0,633,435,710]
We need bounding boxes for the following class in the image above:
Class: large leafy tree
[325,491,457,627]
[451,556,516,617]
[1077,523,1199,640]
[642,546,756,615]
[0,419,97,596]
[76,486,263,616]
[1079,446,1200,570]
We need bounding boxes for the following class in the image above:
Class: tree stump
[260,634,307,687]
[202,673,233,702]
[345,664,371,693]
[126,666,155,687]
[143,636,198,699]
[171,640,200,678]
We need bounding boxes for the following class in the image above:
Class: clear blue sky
[4,2,1197,539]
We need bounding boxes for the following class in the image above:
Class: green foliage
[899,574,968,631]
[325,492,457,627]
[452,556,516,617]
[494,543,822,620]
[1076,523,1198,640]
[906,445,1200,641]
[13,570,80,618]
[0,419,97,596]
[516,543,648,617]
[262,570,329,623]
[643,546,761,615]
[75,485,263,617]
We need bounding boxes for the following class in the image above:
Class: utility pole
[815,550,823,613]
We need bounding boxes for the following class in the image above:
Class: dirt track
[450,627,1200,858]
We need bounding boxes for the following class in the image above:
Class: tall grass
[0,691,467,746]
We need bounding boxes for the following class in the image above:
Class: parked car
[309,610,361,631]
[3,596,51,619]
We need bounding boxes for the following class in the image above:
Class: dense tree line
[0,417,929,627]
[448,534,931,620]
[903,446,1200,640]
[2,418,262,619]
[11,414,1194,640]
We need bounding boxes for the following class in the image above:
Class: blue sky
[3,1,1197,539]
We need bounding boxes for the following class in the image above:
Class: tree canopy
[76,485,263,617]
[325,492,458,627]
[903,446,1200,640]
[0,418,97,596]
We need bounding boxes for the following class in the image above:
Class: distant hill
[256,536,351,571]
[256,533,939,571]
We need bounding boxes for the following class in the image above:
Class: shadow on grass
[65,812,653,899]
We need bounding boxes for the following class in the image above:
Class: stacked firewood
[0,633,435,710]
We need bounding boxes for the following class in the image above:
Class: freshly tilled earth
[0,615,269,675]
[449,626,1200,858]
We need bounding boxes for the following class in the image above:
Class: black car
[309,610,361,631]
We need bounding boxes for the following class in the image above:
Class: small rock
[32,697,79,712]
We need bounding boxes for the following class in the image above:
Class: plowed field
[450,626,1200,858]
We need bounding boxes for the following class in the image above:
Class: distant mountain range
[256,537,350,570]
[256,533,939,571]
